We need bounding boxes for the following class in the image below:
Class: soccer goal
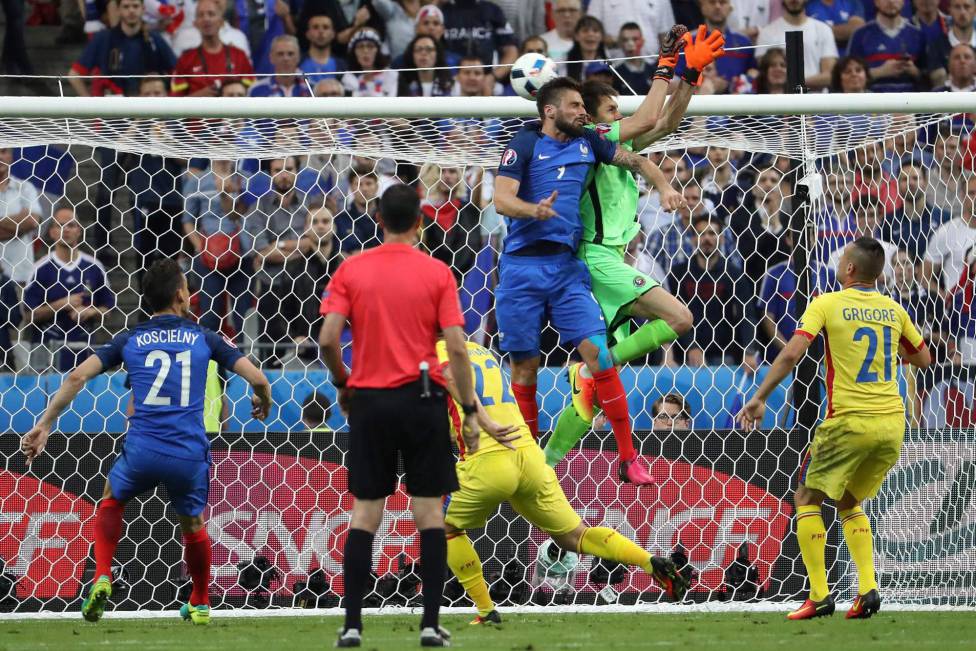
[0,92,973,615]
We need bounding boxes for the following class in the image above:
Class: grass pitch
[2,611,972,651]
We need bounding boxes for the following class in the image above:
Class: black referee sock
[419,527,447,630]
[342,528,374,632]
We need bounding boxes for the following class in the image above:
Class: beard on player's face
[554,111,585,137]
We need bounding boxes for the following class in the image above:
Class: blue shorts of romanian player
[495,250,606,357]
[108,443,210,517]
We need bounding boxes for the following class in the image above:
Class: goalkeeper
[434,340,688,625]
[545,25,726,467]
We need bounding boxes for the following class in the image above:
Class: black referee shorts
[346,380,459,500]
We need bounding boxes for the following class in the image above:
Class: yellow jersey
[795,287,925,419]
[435,340,535,458]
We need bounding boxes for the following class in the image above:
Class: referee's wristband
[461,403,477,416]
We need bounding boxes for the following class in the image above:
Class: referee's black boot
[335,628,362,647]
[419,626,451,647]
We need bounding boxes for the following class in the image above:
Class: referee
[319,183,479,648]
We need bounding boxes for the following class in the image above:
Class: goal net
[0,93,973,613]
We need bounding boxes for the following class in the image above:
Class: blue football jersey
[95,315,244,460]
[496,121,617,254]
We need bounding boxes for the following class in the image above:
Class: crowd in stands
[2,0,976,405]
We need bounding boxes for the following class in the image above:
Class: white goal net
[0,93,973,613]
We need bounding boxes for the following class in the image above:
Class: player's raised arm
[616,25,688,144]
[22,353,105,465]
[493,176,558,220]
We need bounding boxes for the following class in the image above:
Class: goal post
[0,92,974,612]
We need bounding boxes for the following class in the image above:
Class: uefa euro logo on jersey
[502,149,518,166]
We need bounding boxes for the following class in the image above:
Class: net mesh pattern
[0,104,973,612]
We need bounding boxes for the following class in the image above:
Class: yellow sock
[796,505,830,601]
[840,507,878,595]
[446,532,494,617]
[578,527,652,572]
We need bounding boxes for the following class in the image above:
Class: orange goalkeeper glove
[680,25,726,86]
[652,24,689,83]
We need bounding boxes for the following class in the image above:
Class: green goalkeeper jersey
[580,121,641,247]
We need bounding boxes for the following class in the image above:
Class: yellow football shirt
[435,340,535,458]
[795,287,925,419]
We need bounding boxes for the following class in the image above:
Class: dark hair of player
[142,258,185,313]
[535,77,582,119]
[849,236,886,281]
[580,79,617,117]
[379,183,421,233]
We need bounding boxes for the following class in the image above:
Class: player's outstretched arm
[22,354,104,465]
[493,176,557,221]
[231,356,272,421]
[616,25,688,143]
[737,334,813,430]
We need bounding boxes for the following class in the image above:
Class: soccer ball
[510,53,559,100]
[535,540,579,578]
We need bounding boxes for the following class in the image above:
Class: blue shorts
[108,444,210,517]
[495,252,606,357]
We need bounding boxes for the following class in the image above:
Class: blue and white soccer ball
[510,53,559,100]
[535,540,579,579]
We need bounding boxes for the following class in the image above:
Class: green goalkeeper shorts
[578,241,660,334]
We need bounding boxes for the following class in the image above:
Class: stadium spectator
[452,53,495,96]
[851,140,900,214]
[300,13,347,83]
[297,0,372,52]
[0,269,19,372]
[846,0,926,92]
[301,390,334,431]
[927,131,966,218]
[828,193,900,280]
[371,0,424,59]
[249,35,311,97]
[335,171,382,252]
[341,28,398,97]
[829,55,870,92]
[23,206,114,371]
[699,0,757,92]
[542,0,580,62]
[123,77,188,285]
[911,0,948,43]
[67,0,176,97]
[701,146,745,218]
[441,0,518,72]
[612,23,655,95]
[171,0,255,96]
[756,0,837,90]
[418,164,484,281]
[651,393,693,430]
[754,48,788,93]
[927,0,976,87]
[587,0,674,55]
[925,174,976,290]
[817,166,857,262]
[729,166,791,287]
[728,0,772,40]
[806,0,866,47]
[645,182,738,269]
[758,254,836,355]
[394,4,462,68]
[0,147,42,285]
[250,156,312,367]
[182,159,253,339]
[668,214,749,366]
[883,160,948,259]
[520,35,548,56]
[491,0,546,42]
[247,0,300,75]
[934,43,976,92]
[566,15,609,81]
[584,61,616,85]
[293,204,342,355]
[890,248,954,364]
[171,0,252,56]
[397,34,456,96]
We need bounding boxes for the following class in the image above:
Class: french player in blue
[492,77,674,485]
[20,259,272,626]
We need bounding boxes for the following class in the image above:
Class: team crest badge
[634,277,646,288]
[502,148,518,166]
[595,123,612,135]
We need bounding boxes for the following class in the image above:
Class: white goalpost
[0,92,974,615]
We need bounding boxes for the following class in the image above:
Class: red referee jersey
[319,243,465,389]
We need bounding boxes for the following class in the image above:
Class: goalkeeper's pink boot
[619,458,656,486]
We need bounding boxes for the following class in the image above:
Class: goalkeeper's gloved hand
[652,24,689,83]
[680,25,727,87]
